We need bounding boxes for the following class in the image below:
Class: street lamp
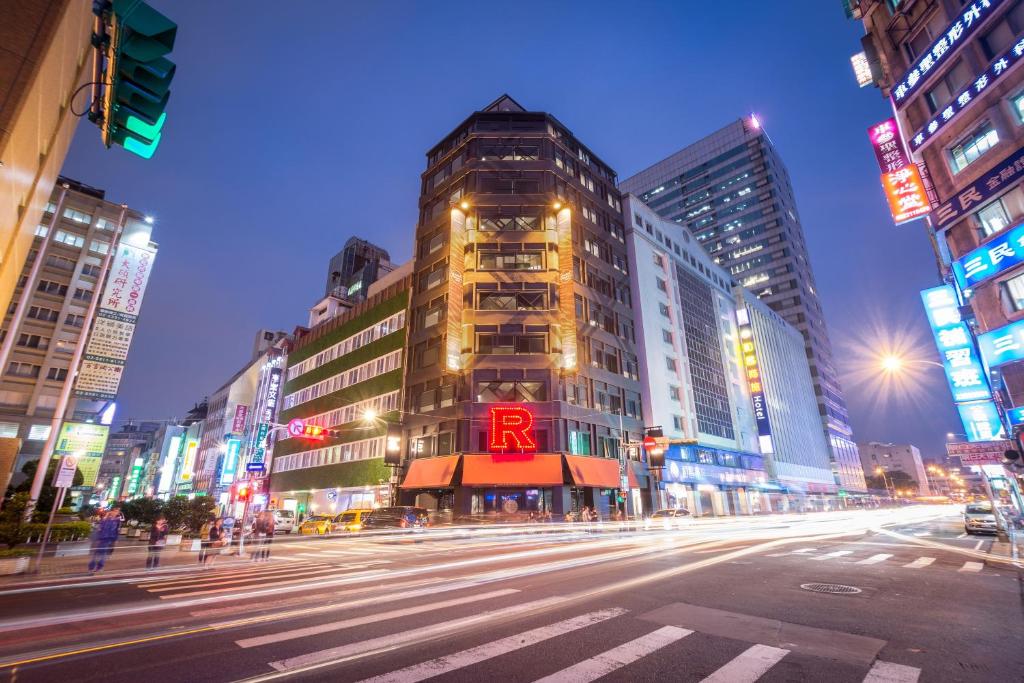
[880,355,945,373]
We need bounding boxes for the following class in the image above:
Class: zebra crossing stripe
[902,557,935,569]
[810,550,852,561]
[855,554,893,565]
[145,566,341,592]
[237,589,519,648]
[157,569,389,600]
[862,660,921,682]
[350,608,628,683]
[531,626,692,683]
[700,644,789,683]
[959,561,984,573]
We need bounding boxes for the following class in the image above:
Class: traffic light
[92,1,177,159]
[302,424,325,441]
[236,483,251,502]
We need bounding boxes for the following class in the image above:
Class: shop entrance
[472,488,552,515]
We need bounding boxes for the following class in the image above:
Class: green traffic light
[122,132,161,159]
[125,111,165,139]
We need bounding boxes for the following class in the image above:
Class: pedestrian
[204,518,225,567]
[198,516,215,565]
[87,508,121,573]
[146,514,169,570]
[258,511,275,562]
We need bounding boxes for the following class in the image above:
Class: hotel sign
[736,310,773,455]
[891,0,1004,109]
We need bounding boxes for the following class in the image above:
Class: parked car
[271,509,295,534]
[644,508,691,530]
[298,515,334,535]
[332,509,371,533]
[361,506,429,530]
[964,502,998,535]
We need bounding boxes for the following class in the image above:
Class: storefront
[658,444,775,516]
[270,484,387,521]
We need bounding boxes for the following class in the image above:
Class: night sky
[59,0,960,459]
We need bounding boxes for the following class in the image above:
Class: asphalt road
[0,506,1020,682]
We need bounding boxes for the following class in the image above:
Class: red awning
[565,455,620,488]
[627,461,640,489]
[461,454,563,486]
[400,455,460,489]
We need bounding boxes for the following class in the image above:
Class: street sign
[52,455,78,488]
[287,418,305,437]
[642,436,657,450]
[246,463,265,472]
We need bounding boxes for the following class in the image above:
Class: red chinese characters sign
[488,405,537,455]
[868,118,931,226]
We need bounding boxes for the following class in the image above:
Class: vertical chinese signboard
[868,118,931,226]
[75,241,157,400]
[736,309,774,455]
[248,367,282,472]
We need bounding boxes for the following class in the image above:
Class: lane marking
[792,548,818,553]
[959,561,984,573]
[237,588,519,648]
[855,554,893,565]
[531,625,692,683]
[810,550,852,561]
[158,569,388,599]
[151,565,384,597]
[973,540,984,551]
[902,557,935,569]
[700,644,789,683]
[143,565,341,590]
[957,533,967,539]
[351,608,628,683]
[862,660,921,682]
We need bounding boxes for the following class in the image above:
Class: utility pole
[24,205,128,521]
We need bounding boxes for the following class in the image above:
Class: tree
[184,497,216,536]
[0,493,31,548]
[865,470,918,493]
[163,497,189,532]
[11,459,84,521]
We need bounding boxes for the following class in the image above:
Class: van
[272,509,295,534]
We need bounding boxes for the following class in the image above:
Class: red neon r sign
[488,405,537,452]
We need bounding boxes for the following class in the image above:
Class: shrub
[24,522,92,543]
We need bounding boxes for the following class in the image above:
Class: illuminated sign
[126,457,144,496]
[179,440,198,483]
[957,401,1006,442]
[488,405,537,453]
[231,405,249,434]
[911,37,1024,151]
[263,368,282,423]
[109,475,122,500]
[881,164,931,225]
[920,285,992,403]
[868,118,911,175]
[891,0,1005,109]
[851,52,873,88]
[952,221,1024,289]
[54,422,109,487]
[736,314,773,455]
[1007,406,1024,426]
[219,438,242,486]
[249,422,271,471]
[933,144,1024,229]
[978,318,1024,367]
[157,435,181,494]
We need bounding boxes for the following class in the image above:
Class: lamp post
[874,466,894,499]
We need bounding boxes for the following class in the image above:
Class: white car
[644,508,691,530]
[272,509,295,534]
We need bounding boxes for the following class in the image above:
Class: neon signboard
[488,405,537,453]
[891,0,1004,109]
[921,285,992,403]
[952,221,1024,290]
[978,317,1024,367]
[957,400,1006,442]
[736,310,773,455]
[219,438,242,486]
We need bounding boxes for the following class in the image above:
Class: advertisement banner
[54,422,109,487]
[978,318,1024,368]
[881,165,931,225]
[736,311,774,455]
[52,455,78,488]
[920,286,992,403]
[126,457,144,496]
[220,438,242,486]
[933,144,1024,229]
[952,221,1024,290]
[957,401,1006,442]
[231,405,249,434]
[868,118,911,174]
[947,439,1013,464]
[178,440,198,483]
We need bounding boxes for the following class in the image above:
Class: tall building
[1,1,96,321]
[857,441,931,496]
[621,118,866,492]
[847,0,1024,447]
[325,237,393,301]
[96,421,162,499]
[0,177,153,485]
[399,95,643,518]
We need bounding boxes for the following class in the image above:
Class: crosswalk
[222,590,924,682]
[763,546,990,573]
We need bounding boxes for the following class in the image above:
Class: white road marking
[238,588,518,648]
[792,548,818,553]
[351,608,628,682]
[902,557,935,569]
[974,540,984,551]
[531,625,692,683]
[855,554,893,565]
[862,659,921,682]
[956,533,967,539]
[810,550,852,561]
[157,569,389,599]
[959,561,984,573]
[700,644,789,683]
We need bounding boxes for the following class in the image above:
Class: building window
[81,263,102,278]
[0,422,17,438]
[662,329,673,344]
[666,357,677,372]
[72,288,93,302]
[923,59,972,114]
[477,333,547,355]
[478,291,546,311]
[475,381,547,402]
[668,386,680,401]
[7,362,40,379]
[656,278,667,292]
[37,280,68,296]
[950,124,999,174]
[95,217,116,231]
[65,313,85,328]
[672,415,684,431]
[976,199,1011,237]
[27,424,51,440]
[46,367,68,381]
[17,334,49,350]
[54,231,85,248]
[62,208,92,224]
[1003,272,1024,311]
[478,250,543,271]
[34,225,49,238]
[28,306,59,322]
[659,303,671,318]
[568,430,591,455]
[89,240,110,255]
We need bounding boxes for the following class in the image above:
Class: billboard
[867,118,930,225]
[947,439,1013,465]
[867,118,911,174]
[219,438,242,486]
[75,241,157,400]
[231,405,248,434]
[978,318,1024,368]
[957,401,1005,442]
[736,311,773,455]
[933,144,1024,230]
[952,221,1024,290]
[178,440,198,483]
[920,285,992,403]
[54,422,110,487]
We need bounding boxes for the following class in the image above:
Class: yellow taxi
[298,515,334,535]
[332,509,371,532]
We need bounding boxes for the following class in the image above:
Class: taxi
[332,509,371,532]
[298,515,334,535]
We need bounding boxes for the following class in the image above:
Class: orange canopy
[400,455,460,489]
[565,455,620,488]
[627,461,640,489]
[461,454,563,486]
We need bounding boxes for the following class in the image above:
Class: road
[0,506,1020,682]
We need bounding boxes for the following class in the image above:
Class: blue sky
[60,0,959,458]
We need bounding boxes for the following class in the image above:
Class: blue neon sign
[978,318,1024,368]
[1007,406,1024,426]
[952,221,1024,290]
[957,401,1006,442]
[219,437,242,486]
[920,286,992,403]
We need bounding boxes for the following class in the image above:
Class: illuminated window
[0,423,17,438]
[1003,272,1024,312]
[62,208,92,224]
[27,424,51,440]
[950,124,999,174]
[976,199,1011,237]
[1013,93,1024,124]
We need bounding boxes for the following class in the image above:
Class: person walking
[204,518,224,567]
[198,516,214,565]
[146,514,169,570]
[87,509,122,573]
[257,511,275,562]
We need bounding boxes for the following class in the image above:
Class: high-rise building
[847,0,1024,448]
[1,1,96,321]
[399,95,643,518]
[857,441,931,496]
[621,118,866,493]
[0,177,153,485]
[96,421,162,498]
[325,237,393,301]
